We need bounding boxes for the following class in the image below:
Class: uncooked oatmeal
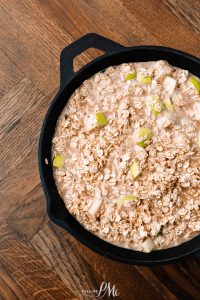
[52,60,200,252]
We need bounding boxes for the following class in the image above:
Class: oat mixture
[52,60,200,252]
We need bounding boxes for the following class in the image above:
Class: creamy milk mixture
[52,60,200,252]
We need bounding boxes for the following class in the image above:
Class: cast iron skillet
[38,33,200,265]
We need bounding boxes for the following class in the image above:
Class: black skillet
[38,33,200,265]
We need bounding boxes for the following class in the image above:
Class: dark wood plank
[0,78,51,239]
[0,78,46,181]
[0,222,77,300]
[120,0,200,57]
[38,0,200,58]
[164,0,200,36]
[151,262,200,300]
[0,49,24,98]
[0,262,33,300]
[0,146,48,241]
[5,183,47,241]
[0,149,41,206]
[0,0,92,95]
[30,222,108,300]
[38,0,157,46]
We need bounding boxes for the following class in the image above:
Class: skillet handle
[60,33,125,89]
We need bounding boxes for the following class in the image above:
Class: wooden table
[0,1,200,299]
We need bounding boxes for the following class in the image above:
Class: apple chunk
[138,73,152,84]
[95,113,108,126]
[130,161,141,179]
[147,96,165,116]
[164,98,174,111]
[53,154,64,168]
[190,76,200,94]
[117,195,138,207]
[142,237,155,253]
[125,72,136,80]
[135,127,152,148]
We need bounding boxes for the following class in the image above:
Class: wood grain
[121,0,200,56]
[43,223,169,300]
[0,0,200,299]
[0,262,32,300]
[30,222,105,300]
[0,49,24,98]
[0,0,93,95]
[48,223,200,300]
[0,79,47,180]
[0,222,76,300]
[164,0,200,36]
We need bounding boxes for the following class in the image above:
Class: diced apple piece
[135,127,152,148]
[95,113,108,126]
[53,154,64,168]
[125,72,136,81]
[190,76,200,94]
[164,98,174,111]
[117,195,138,207]
[138,74,152,84]
[142,237,155,253]
[148,96,165,116]
[163,76,177,95]
[84,113,108,131]
[88,197,102,216]
[130,161,141,179]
